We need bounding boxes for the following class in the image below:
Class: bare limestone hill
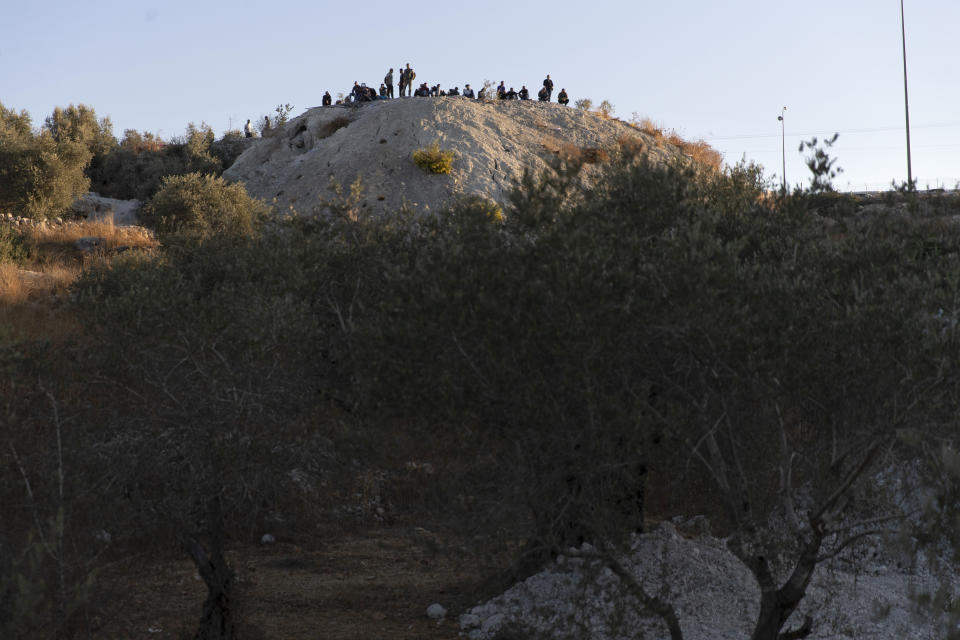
[223,98,677,217]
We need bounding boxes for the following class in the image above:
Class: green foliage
[0,227,29,264]
[44,103,117,158]
[68,224,364,546]
[209,129,250,169]
[798,133,842,193]
[8,114,960,637]
[273,103,293,128]
[139,172,269,236]
[89,123,237,201]
[337,147,960,603]
[119,128,164,153]
[0,522,99,639]
[574,98,593,111]
[412,142,455,174]
[0,104,33,141]
[0,103,92,219]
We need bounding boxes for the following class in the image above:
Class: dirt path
[97,527,487,639]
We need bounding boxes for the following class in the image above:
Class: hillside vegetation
[3,101,960,640]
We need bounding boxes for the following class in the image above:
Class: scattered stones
[460,522,956,640]
[460,613,481,629]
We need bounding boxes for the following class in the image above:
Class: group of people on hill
[319,65,570,107]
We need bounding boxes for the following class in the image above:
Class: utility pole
[778,107,787,195]
[901,0,913,189]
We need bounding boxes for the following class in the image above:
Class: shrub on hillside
[89,124,230,202]
[412,142,455,175]
[139,173,269,236]
[0,227,29,264]
[0,103,92,219]
[209,129,252,169]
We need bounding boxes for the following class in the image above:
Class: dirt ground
[94,526,495,639]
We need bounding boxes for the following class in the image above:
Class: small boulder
[75,237,106,252]
[459,613,481,628]
[260,533,276,544]
[426,603,447,620]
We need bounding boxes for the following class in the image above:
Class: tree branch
[561,545,684,640]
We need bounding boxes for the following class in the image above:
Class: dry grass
[0,262,81,342]
[541,140,613,166]
[23,217,157,251]
[617,136,648,156]
[631,118,723,171]
[0,219,158,343]
[558,112,723,172]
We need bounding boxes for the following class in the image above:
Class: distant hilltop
[224,98,681,217]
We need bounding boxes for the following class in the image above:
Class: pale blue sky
[2,0,957,191]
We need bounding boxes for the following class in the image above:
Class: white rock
[460,613,481,628]
[224,100,676,221]
[426,603,447,620]
[260,533,276,544]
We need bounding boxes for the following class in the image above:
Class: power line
[702,121,960,142]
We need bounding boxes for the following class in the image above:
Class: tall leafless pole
[901,0,913,188]
[778,107,787,194]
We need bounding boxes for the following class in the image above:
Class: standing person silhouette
[384,68,395,99]
[403,63,416,97]
[543,74,554,101]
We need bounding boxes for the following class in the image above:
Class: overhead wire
[701,121,960,142]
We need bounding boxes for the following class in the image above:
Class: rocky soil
[460,521,954,640]
[224,98,674,217]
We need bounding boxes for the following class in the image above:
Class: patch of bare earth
[95,527,494,639]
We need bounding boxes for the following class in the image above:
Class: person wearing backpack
[384,68,395,99]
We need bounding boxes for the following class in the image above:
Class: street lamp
[901,0,913,189]
[777,107,787,195]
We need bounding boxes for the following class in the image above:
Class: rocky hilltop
[224,98,675,216]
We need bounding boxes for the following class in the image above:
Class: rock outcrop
[224,98,674,217]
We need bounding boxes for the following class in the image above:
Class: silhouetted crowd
[319,64,570,107]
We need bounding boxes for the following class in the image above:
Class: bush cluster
[139,172,269,236]
[0,227,29,264]
[1,102,256,220]
[0,103,93,219]
[412,141,455,174]
[89,122,240,201]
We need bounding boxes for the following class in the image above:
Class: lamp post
[777,107,787,195]
[901,0,913,189]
